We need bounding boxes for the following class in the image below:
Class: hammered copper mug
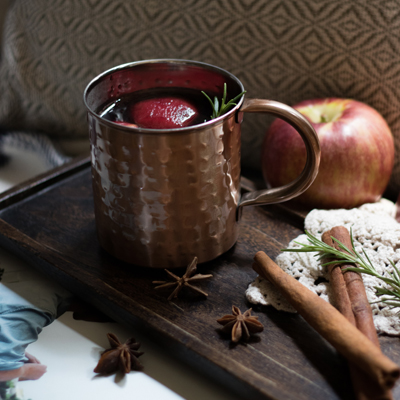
[84,59,320,268]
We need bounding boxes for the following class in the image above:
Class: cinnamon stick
[321,231,356,325]
[325,226,379,346]
[322,227,392,400]
[253,251,400,390]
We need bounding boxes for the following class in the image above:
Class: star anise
[94,333,144,375]
[153,257,213,301]
[217,306,264,343]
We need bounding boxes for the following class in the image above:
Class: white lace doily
[246,199,400,335]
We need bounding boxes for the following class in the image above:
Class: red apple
[262,98,394,209]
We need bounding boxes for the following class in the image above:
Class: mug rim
[83,58,246,134]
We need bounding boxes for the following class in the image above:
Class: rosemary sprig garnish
[202,83,246,119]
[282,230,400,310]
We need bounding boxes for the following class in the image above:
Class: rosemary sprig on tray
[282,230,400,310]
[202,83,246,119]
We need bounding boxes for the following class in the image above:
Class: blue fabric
[0,273,73,371]
[0,289,51,371]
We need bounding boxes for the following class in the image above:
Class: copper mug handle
[238,98,321,209]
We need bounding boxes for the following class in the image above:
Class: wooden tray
[0,156,399,400]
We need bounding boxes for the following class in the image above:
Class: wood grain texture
[0,159,398,399]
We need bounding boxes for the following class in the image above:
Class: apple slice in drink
[131,97,198,129]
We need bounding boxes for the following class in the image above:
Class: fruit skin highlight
[131,97,197,129]
[261,98,395,209]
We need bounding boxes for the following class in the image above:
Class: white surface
[17,311,243,400]
[19,313,183,400]
[0,143,243,400]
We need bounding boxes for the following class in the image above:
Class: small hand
[18,363,47,381]
[25,352,41,364]
[0,352,47,381]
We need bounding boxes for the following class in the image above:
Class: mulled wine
[98,87,213,129]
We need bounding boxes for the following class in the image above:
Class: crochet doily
[245,199,400,335]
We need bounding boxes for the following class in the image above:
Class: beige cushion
[0,0,399,194]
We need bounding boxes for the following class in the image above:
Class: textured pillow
[1,0,400,194]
